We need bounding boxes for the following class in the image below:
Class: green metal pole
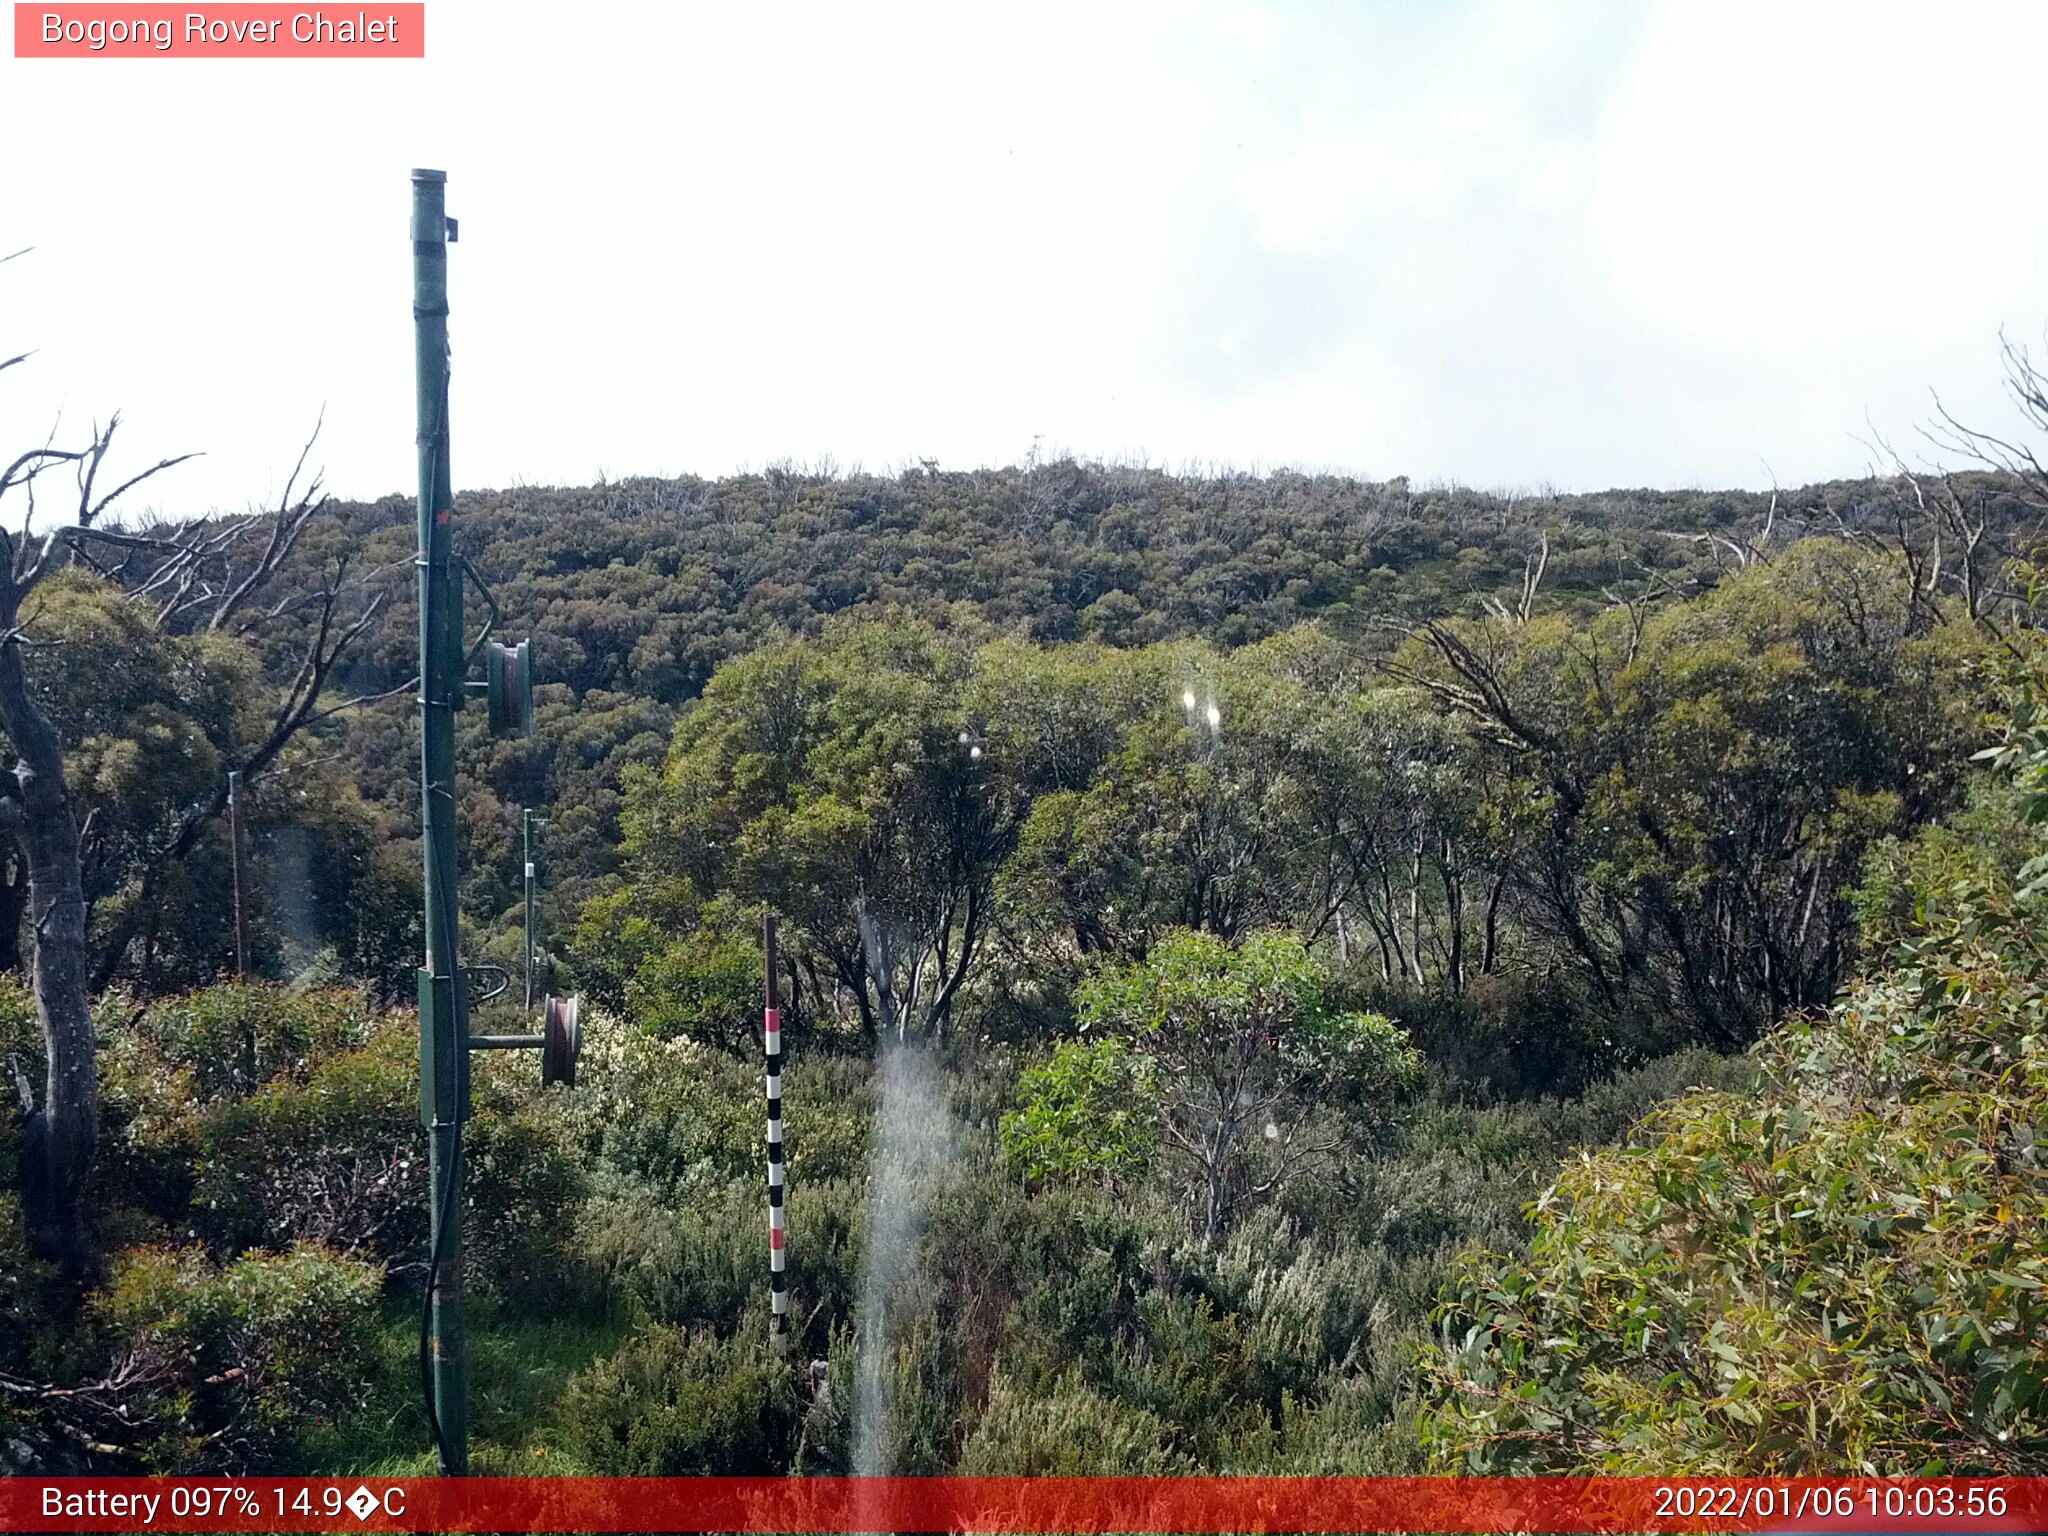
[412,166,468,1477]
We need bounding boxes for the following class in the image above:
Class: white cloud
[0,0,2042,510]
[1592,0,2048,352]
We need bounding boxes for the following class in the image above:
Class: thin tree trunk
[1407,833,1426,986]
[1480,873,1507,976]
[1377,862,1409,983]
[0,631,97,1278]
[1443,835,1465,995]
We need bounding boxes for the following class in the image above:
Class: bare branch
[1517,531,1549,622]
[208,412,327,633]
[0,409,198,595]
[84,452,202,527]
[301,673,418,727]
[65,526,190,556]
[1378,615,1555,755]
[0,445,86,507]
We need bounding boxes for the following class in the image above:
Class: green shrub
[1175,1210,1390,1406]
[186,1018,587,1304]
[975,1180,1175,1390]
[134,984,373,1102]
[192,1022,421,1261]
[1078,928,1424,1239]
[1351,975,1645,1102]
[0,972,38,1191]
[92,984,382,1235]
[625,906,763,1052]
[0,970,36,1064]
[86,1242,382,1472]
[464,1054,596,1308]
[575,1025,869,1192]
[1000,1035,1155,1186]
[1104,1287,1276,1464]
[850,1306,967,1476]
[585,1187,757,1332]
[1269,1367,1424,1474]
[1419,702,2048,1474]
[560,1321,798,1473]
[958,1368,1194,1474]
[587,1177,861,1355]
[0,1191,53,1401]
[576,1031,760,1187]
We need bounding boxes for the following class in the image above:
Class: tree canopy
[1420,668,2048,1473]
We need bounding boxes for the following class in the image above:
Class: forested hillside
[6,447,2048,1476]
[87,459,2041,1009]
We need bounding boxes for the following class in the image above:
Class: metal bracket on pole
[459,554,499,667]
[465,993,579,1087]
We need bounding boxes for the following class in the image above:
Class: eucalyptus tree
[618,614,1026,1040]
[1386,540,1992,1045]
[0,363,380,1272]
[1076,928,1423,1242]
[999,644,1331,963]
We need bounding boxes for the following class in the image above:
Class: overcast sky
[3,0,2045,516]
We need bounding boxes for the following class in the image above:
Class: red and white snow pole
[764,912,788,1345]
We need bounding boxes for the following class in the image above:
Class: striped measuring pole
[764,913,788,1344]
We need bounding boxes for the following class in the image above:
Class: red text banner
[0,1476,2042,1533]
[14,4,424,57]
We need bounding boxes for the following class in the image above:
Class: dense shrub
[574,1024,869,1192]
[560,1322,799,1473]
[463,1052,595,1306]
[191,1023,420,1261]
[1000,1035,1155,1187]
[85,1242,382,1472]
[0,973,36,1194]
[1269,1367,1425,1473]
[624,902,765,1053]
[958,1368,1194,1474]
[1078,929,1424,1239]
[131,984,372,1102]
[1352,976,1640,1102]
[0,1191,53,1456]
[92,990,593,1305]
[1420,700,2048,1474]
[585,1178,860,1352]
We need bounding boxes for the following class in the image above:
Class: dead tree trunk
[0,395,366,1278]
[0,608,95,1277]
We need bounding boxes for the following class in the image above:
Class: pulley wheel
[542,992,581,1087]
[487,637,534,738]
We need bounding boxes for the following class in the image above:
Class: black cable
[419,751,466,1476]
[414,351,464,1478]
[418,1117,461,1474]
[419,787,467,1476]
